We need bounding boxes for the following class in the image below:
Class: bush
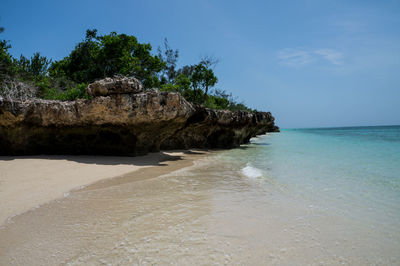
[41,83,89,101]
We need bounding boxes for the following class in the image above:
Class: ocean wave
[241,164,263,178]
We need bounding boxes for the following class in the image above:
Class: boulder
[87,76,143,96]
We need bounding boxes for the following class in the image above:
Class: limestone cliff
[0,77,279,156]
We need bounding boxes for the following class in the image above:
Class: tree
[199,55,219,69]
[190,63,218,99]
[50,29,166,88]
[28,52,51,77]
[13,52,50,81]
[0,25,14,80]
[157,38,179,84]
[0,40,12,75]
[49,29,102,83]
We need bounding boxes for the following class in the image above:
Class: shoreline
[0,150,210,226]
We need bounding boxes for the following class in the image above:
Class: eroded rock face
[0,78,279,156]
[87,76,143,96]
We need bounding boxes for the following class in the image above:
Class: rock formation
[0,77,279,156]
[87,76,143,96]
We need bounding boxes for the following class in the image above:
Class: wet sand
[0,151,206,226]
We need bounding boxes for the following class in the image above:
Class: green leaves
[28,52,51,78]
[50,30,165,89]
[0,40,14,79]
[38,78,90,101]
[190,63,218,97]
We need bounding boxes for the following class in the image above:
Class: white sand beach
[0,151,205,225]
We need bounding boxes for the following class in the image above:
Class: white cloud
[277,48,344,67]
[314,49,343,65]
[277,49,313,67]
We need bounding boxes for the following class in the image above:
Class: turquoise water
[229,126,400,227]
[207,125,400,263]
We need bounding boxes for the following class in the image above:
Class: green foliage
[38,77,89,101]
[191,63,218,98]
[0,27,256,110]
[159,72,205,104]
[54,83,90,101]
[0,40,14,79]
[227,102,255,112]
[160,73,190,93]
[1,24,51,98]
[202,95,228,109]
[175,73,191,92]
[159,65,252,111]
[15,52,51,80]
[158,38,179,83]
[182,88,204,104]
[159,83,177,92]
[50,29,165,88]
[28,52,51,77]
[213,89,255,112]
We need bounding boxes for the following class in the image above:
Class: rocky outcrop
[0,77,279,156]
[87,76,143,96]
[160,108,277,150]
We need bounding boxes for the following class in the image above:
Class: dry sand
[0,151,204,225]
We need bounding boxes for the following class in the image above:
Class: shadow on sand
[0,150,211,167]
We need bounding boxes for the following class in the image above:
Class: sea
[1,125,399,265]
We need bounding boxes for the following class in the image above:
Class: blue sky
[1,0,399,128]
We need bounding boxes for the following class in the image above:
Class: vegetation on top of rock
[0,27,255,112]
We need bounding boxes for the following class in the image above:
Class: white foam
[241,165,263,178]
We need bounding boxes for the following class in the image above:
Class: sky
[1,0,399,128]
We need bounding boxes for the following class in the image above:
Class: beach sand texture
[0,151,204,226]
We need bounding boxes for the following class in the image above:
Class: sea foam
[241,164,263,178]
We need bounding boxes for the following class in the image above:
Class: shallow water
[1,126,400,265]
